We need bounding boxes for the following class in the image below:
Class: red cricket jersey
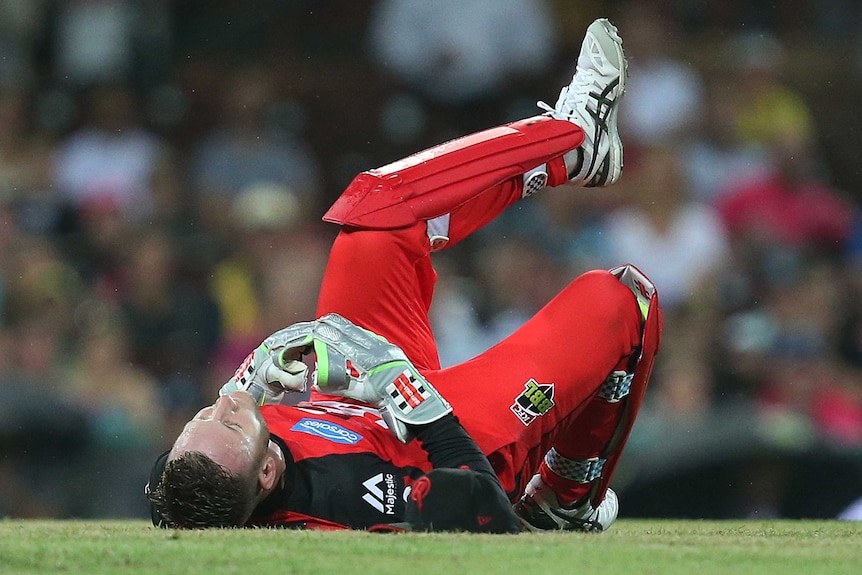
[247,399,433,529]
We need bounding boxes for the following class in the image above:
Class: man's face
[170,391,269,475]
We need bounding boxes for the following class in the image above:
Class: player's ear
[257,454,278,491]
[257,440,283,491]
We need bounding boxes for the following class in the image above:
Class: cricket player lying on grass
[146,18,662,533]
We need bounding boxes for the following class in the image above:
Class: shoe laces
[536,99,554,114]
[536,68,598,125]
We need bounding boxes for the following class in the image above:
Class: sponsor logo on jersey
[510,379,555,426]
[385,369,432,413]
[291,418,363,445]
[362,472,398,515]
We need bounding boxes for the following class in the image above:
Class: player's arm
[409,414,495,476]
[400,414,520,533]
[308,314,519,532]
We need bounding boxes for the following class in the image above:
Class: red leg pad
[323,115,584,230]
[590,288,663,507]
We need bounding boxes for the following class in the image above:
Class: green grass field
[0,519,860,575]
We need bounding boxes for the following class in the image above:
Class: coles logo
[291,418,363,445]
[510,379,555,426]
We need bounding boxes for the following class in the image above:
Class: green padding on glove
[309,314,453,443]
[221,313,452,441]
[219,331,314,405]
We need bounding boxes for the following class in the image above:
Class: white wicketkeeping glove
[219,338,312,406]
[310,314,452,443]
[218,314,452,442]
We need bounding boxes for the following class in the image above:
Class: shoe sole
[587,18,626,187]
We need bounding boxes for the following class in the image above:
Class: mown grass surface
[0,519,860,575]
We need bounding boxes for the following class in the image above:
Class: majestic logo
[291,418,363,445]
[362,472,398,515]
[510,379,556,426]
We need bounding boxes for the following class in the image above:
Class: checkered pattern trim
[522,166,549,197]
[598,370,633,403]
[544,449,606,483]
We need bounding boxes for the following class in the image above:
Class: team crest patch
[510,379,555,426]
[291,418,363,445]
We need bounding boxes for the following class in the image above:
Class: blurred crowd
[2,0,862,520]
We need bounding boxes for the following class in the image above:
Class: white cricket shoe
[513,473,619,532]
[540,18,627,187]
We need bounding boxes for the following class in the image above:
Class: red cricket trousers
[315,178,646,500]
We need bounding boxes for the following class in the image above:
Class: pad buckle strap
[598,370,632,403]
[427,214,450,251]
[544,449,606,483]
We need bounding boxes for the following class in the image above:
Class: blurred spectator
[1,233,81,350]
[0,87,60,233]
[209,185,302,348]
[472,184,614,279]
[62,195,131,296]
[531,187,615,276]
[0,0,47,87]
[52,0,136,86]
[255,228,331,337]
[725,30,815,149]
[52,82,169,220]
[616,2,705,147]
[597,144,731,422]
[431,235,569,366]
[118,226,220,428]
[147,151,193,233]
[367,0,556,105]
[428,255,486,367]
[366,0,558,135]
[65,299,166,448]
[0,231,89,517]
[0,203,12,333]
[717,128,854,258]
[646,346,716,421]
[837,226,862,372]
[62,298,169,517]
[729,261,862,447]
[190,63,322,242]
[48,0,173,88]
[600,144,731,312]
[206,185,330,397]
[681,79,772,203]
